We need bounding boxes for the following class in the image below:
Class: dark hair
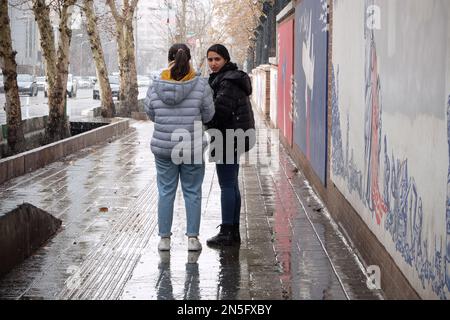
[168,43,191,81]
[207,44,231,62]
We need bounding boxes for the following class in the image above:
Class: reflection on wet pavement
[0,112,383,300]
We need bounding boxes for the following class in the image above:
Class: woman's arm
[200,81,215,124]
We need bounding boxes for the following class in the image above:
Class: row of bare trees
[0,0,140,154]
[32,0,77,141]
[212,0,265,68]
[1,0,264,155]
[0,0,25,153]
[168,0,265,72]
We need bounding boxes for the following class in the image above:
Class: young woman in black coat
[205,44,255,247]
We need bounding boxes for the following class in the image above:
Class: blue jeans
[216,163,241,225]
[155,156,205,237]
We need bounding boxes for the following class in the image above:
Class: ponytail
[168,43,191,81]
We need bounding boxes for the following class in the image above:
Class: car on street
[66,74,78,98]
[149,70,163,81]
[44,73,78,98]
[93,75,120,100]
[137,75,152,87]
[75,76,93,89]
[88,76,97,86]
[36,76,46,91]
[17,74,38,96]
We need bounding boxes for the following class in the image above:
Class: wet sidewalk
[0,111,383,300]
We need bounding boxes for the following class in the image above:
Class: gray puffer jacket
[144,76,215,160]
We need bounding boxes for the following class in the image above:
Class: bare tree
[185,0,215,75]
[31,0,77,143]
[82,0,115,118]
[149,0,214,75]
[0,0,25,153]
[212,0,264,67]
[175,0,187,43]
[106,0,139,116]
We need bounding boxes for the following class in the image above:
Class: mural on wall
[277,17,294,145]
[331,0,450,299]
[364,39,388,226]
[293,0,328,184]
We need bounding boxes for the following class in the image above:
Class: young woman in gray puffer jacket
[144,43,215,252]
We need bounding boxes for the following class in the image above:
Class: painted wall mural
[331,0,450,299]
[293,0,328,185]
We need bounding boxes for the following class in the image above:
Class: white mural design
[331,0,450,299]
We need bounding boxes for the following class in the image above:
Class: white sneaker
[188,237,202,251]
[158,237,171,251]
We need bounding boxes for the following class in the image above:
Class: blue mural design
[331,67,363,199]
[330,1,448,298]
[332,64,448,299]
[293,0,328,184]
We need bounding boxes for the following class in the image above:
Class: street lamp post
[135,5,138,73]
[104,40,115,74]
[79,40,90,77]
[73,34,83,76]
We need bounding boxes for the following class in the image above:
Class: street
[0,87,149,125]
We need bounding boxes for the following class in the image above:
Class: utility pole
[80,40,89,77]
[180,0,186,43]
[166,0,171,47]
[175,0,187,43]
[135,4,138,74]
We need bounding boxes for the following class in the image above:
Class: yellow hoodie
[160,62,197,82]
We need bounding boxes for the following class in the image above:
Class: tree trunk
[122,19,138,115]
[107,0,139,117]
[178,0,187,43]
[33,0,75,143]
[83,0,115,118]
[33,0,57,92]
[0,0,25,154]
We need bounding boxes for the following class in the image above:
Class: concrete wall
[0,119,130,185]
[251,65,271,118]
[270,66,278,128]
[330,0,450,299]
[254,0,450,299]
[0,203,62,276]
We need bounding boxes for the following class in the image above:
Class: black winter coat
[207,62,255,163]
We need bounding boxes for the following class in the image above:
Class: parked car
[44,74,78,98]
[36,76,46,91]
[66,74,78,98]
[0,76,4,93]
[75,76,93,89]
[17,74,38,96]
[88,76,97,86]
[137,75,152,87]
[149,70,163,81]
[93,75,120,100]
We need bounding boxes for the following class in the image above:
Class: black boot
[207,224,234,247]
[232,224,241,244]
